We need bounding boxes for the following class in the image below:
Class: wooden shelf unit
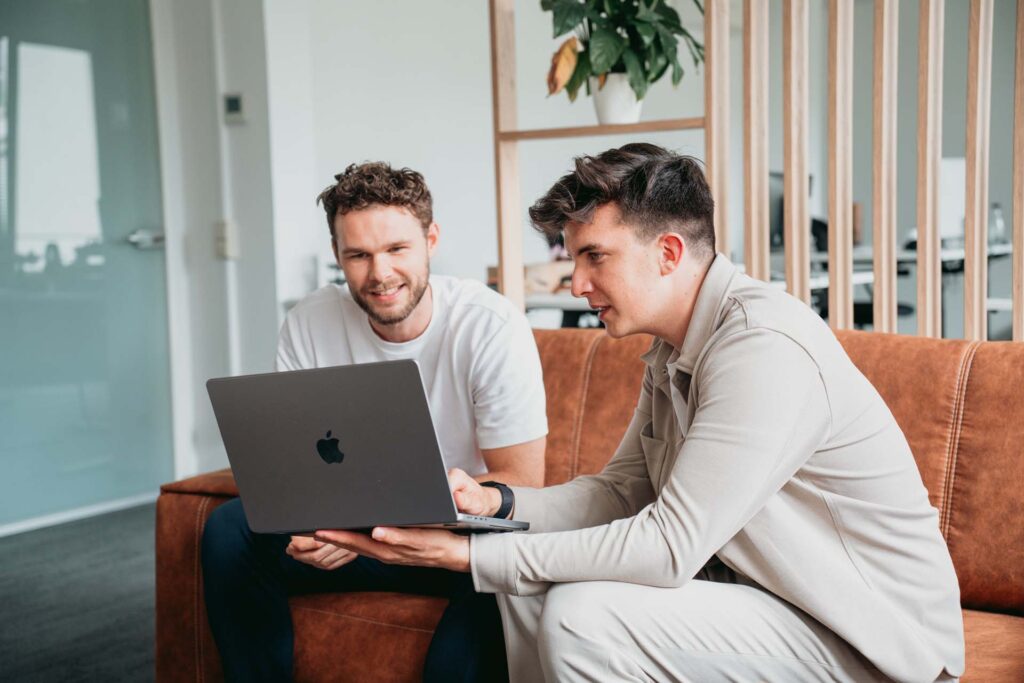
[488,0,730,309]
[497,117,706,142]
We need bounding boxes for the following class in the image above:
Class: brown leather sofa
[156,328,1024,681]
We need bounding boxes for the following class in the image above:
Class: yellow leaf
[547,36,578,95]
[597,73,607,90]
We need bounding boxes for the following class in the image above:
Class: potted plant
[544,0,705,124]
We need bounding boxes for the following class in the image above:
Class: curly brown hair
[528,143,715,262]
[316,162,433,237]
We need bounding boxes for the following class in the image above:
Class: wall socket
[215,219,239,260]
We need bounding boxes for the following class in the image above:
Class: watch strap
[480,481,514,519]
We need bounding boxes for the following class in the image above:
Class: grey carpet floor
[0,503,156,682]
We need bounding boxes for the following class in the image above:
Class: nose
[570,265,591,298]
[369,254,393,283]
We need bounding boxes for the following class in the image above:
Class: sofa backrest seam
[940,341,980,539]
[569,334,606,480]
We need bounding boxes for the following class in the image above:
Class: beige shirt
[471,255,964,682]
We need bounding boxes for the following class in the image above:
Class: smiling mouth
[591,304,611,320]
[367,283,405,301]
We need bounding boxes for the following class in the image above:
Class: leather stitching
[940,342,980,539]
[194,496,211,683]
[569,334,605,480]
[292,606,435,634]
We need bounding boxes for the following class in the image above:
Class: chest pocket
[640,420,669,493]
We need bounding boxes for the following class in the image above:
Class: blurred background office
[0,0,1020,679]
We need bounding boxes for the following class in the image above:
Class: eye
[388,246,407,253]
[587,252,605,263]
[346,252,368,260]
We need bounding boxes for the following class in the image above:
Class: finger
[311,542,343,564]
[289,536,323,553]
[370,527,425,549]
[316,530,384,556]
[322,547,357,570]
[447,468,470,490]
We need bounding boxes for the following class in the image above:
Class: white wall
[156,0,1021,476]
[259,0,712,289]
[152,0,280,476]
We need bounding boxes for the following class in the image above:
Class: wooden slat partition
[872,0,899,333]
[783,0,810,303]
[964,0,994,341]
[916,0,944,338]
[1015,0,1024,341]
[827,0,854,329]
[705,0,730,260]
[744,0,770,282]
[489,0,524,310]
[499,118,704,141]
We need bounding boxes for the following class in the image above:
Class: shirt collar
[640,253,738,376]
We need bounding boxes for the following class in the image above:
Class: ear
[426,222,440,257]
[657,232,685,275]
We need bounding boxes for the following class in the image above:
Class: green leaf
[540,0,556,11]
[655,2,684,31]
[647,46,669,83]
[552,0,587,38]
[635,0,661,23]
[622,49,648,100]
[671,59,684,86]
[635,21,656,46]
[680,28,705,67]
[589,27,626,74]
[565,50,591,102]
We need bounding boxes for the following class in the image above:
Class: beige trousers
[495,568,938,683]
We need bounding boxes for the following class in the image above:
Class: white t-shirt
[275,275,548,476]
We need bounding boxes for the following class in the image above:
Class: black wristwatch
[480,481,514,519]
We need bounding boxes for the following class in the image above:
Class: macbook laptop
[206,360,528,534]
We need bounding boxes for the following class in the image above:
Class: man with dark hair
[201,161,547,682]
[313,144,964,682]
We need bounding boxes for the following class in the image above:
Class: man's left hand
[314,527,470,573]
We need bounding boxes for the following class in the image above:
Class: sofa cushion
[291,593,445,682]
[837,331,1024,616]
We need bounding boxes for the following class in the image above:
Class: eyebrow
[572,243,602,258]
[341,241,410,256]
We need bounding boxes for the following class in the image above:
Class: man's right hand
[286,535,358,570]
[449,468,503,517]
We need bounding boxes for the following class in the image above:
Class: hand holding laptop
[314,525,471,573]
[449,468,504,517]
[286,536,357,571]
[312,468,498,573]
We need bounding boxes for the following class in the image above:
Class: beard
[350,269,430,327]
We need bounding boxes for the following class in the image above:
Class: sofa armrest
[155,478,235,682]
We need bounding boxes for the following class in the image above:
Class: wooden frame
[783,0,810,303]
[1015,0,1024,341]
[872,0,899,333]
[916,0,944,338]
[744,0,770,282]
[489,0,524,309]
[487,0,1017,339]
[964,0,994,341]
[705,0,730,259]
[828,0,854,329]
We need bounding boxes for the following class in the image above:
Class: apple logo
[316,430,345,464]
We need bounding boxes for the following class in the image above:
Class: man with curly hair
[200,162,547,682]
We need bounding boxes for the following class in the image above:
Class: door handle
[126,229,165,250]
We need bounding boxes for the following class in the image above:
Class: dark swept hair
[528,143,716,261]
[316,162,433,237]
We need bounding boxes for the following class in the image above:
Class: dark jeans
[201,498,508,683]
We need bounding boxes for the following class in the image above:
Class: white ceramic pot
[590,73,642,125]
